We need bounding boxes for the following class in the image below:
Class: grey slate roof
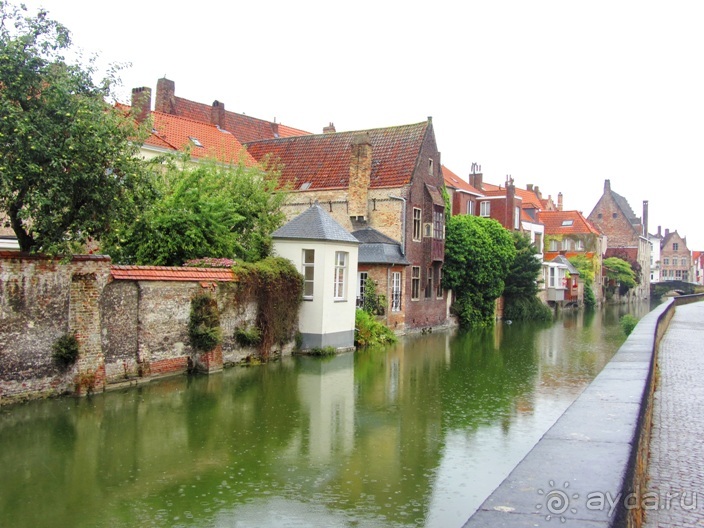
[611,190,640,225]
[351,227,410,265]
[551,255,580,275]
[272,204,359,243]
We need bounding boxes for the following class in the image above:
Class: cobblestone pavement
[644,301,704,527]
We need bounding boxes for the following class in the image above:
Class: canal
[0,304,652,528]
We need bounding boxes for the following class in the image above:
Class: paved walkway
[645,301,704,527]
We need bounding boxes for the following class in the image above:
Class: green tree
[104,157,287,265]
[0,2,153,254]
[443,215,516,327]
[603,256,636,297]
[569,254,597,308]
[503,232,552,321]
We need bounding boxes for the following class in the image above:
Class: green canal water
[0,304,652,528]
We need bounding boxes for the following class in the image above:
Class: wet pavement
[645,301,704,527]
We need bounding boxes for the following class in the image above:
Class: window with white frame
[391,272,402,312]
[563,239,572,250]
[664,257,669,265]
[549,239,559,251]
[514,206,520,230]
[334,251,348,300]
[467,200,474,215]
[412,208,422,241]
[302,249,315,300]
[575,239,584,250]
[548,266,557,288]
[428,158,434,176]
[673,242,679,251]
[357,271,368,308]
[480,201,490,217]
[411,266,420,300]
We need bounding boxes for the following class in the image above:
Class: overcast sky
[17,0,704,249]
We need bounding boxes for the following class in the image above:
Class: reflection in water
[0,305,642,528]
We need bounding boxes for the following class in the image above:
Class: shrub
[184,257,236,268]
[355,309,397,348]
[52,333,79,370]
[503,296,553,322]
[188,292,222,351]
[620,314,639,336]
[234,326,262,348]
[308,346,337,356]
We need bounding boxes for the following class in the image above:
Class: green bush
[52,333,79,370]
[583,284,597,309]
[308,346,337,356]
[188,292,222,351]
[503,296,553,322]
[620,314,639,336]
[234,326,262,348]
[355,309,397,348]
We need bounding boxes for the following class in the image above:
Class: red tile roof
[143,111,257,165]
[515,187,544,209]
[245,121,430,190]
[442,165,483,195]
[538,210,602,236]
[111,266,235,282]
[168,96,310,143]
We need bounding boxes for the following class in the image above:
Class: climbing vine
[188,292,222,352]
[233,257,303,360]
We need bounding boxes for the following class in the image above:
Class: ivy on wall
[233,257,303,360]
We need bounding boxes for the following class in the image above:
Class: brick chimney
[534,186,542,200]
[527,184,534,192]
[506,176,516,230]
[348,133,372,221]
[211,100,225,128]
[323,122,336,134]
[604,179,611,193]
[469,162,483,191]
[557,192,563,211]
[155,77,176,114]
[665,228,670,237]
[642,200,649,237]
[131,87,151,123]
[657,225,662,237]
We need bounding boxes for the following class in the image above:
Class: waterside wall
[0,253,284,405]
[463,293,704,528]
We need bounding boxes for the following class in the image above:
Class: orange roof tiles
[143,111,257,165]
[442,165,483,196]
[111,266,235,282]
[539,210,602,236]
[245,121,430,191]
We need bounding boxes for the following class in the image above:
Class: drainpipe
[389,195,406,256]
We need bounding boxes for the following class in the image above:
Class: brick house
[245,118,448,332]
[659,229,692,282]
[587,180,651,299]
[443,164,484,216]
[539,209,606,304]
[693,251,704,285]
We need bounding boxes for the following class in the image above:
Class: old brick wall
[1,254,281,404]
[0,253,111,403]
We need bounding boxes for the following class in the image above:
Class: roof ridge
[245,120,428,146]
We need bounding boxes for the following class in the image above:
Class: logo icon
[536,480,579,523]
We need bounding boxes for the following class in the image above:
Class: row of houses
[3,77,700,345]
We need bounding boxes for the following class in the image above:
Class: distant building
[648,226,665,283]
[587,180,650,299]
[659,228,691,282]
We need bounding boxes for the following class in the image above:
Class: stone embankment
[463,293,704,528]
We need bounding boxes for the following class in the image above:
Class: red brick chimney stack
[469,162,483,191]
[642,200,649,237]
[323,122,336,134]
[557,192,563,211]
[131,87,151,123]
[211,100,225,128]
[155,77,176,114]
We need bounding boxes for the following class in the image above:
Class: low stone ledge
[463,297,693,528]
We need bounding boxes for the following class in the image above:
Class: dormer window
[189,136,203,148]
